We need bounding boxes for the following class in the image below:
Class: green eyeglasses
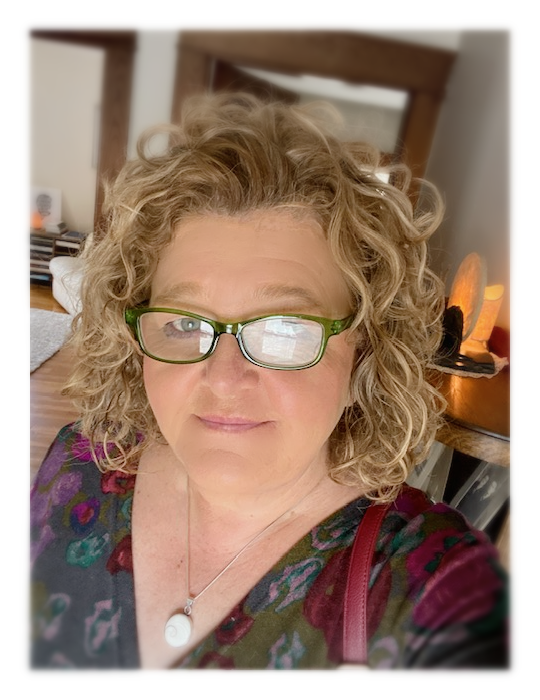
[125,307,355,370]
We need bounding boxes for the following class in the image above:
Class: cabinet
[30,229,86,284]
[416,369,511,569]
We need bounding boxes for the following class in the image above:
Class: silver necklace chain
[164,474,324,648]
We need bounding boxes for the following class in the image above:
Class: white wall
[297,92,403,153]
[31,39,104,232]
[30,32,178,234]
[424,32,510,331]
[364,30,462,51]
[127,31,178,159]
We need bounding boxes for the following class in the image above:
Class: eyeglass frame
[124,307,355,370]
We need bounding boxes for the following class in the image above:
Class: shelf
[29,229,87,283]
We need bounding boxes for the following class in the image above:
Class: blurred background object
[30,28,509,333]
[435,252,507,376]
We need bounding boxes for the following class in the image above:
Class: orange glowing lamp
[447,253,504,356]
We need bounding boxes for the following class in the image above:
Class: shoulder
[31,423,138,668]
[367,485,508,667]
[32,422,137,494]
[31,422,95,517]
[376,484,505,595]
[381,484,501,558]
[31,423,137,560]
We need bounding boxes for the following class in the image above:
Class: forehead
[151,210,351,316]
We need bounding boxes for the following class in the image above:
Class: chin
[170,430,262,468]
[179,446,281,493]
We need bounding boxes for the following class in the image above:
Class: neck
[143,440,362,553]
[187,465,329,551]
[150,441,330,545]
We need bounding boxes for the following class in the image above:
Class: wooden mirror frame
[31,30,136,230]
[172,31,456,188]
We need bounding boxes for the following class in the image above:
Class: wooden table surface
[434,367,510,467]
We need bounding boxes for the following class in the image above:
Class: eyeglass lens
[138,312,324,367]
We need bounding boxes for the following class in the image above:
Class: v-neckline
[142,493,369,668]
[100,444,371,669]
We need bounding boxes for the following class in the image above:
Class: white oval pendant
[164,613,192,648]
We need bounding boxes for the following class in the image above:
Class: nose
[202,333,259,394]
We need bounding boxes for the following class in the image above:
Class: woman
[31,93,507,669]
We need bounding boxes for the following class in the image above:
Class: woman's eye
[164,317,201,337]
[178,318,201,332]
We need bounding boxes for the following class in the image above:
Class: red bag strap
[343,501,391,665]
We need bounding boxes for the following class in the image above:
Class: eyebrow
[253,283,325,313]
[152,282,205,307]
[151,282,326,314]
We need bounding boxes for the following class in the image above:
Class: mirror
[231,65,408,155]
[173,30,457,195]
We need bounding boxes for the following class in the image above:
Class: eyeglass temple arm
[329,315,355,335]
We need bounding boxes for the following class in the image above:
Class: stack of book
[55,230,86,256]
[30,231,55,283]
[30,229,87,284]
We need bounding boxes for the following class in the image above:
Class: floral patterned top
[31,424,508,669]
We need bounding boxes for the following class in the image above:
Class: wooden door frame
[172,30,456,183]
[31,30,136,230]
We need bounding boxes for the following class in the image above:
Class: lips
[196,415,268,433]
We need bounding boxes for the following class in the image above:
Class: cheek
[143,359,165,422]
[143,356,162,396]
[272,350,354,434]
[316,344,356,419]
[142,358,191,428]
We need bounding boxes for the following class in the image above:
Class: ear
[344,379,356,408]
[345,328,365,409]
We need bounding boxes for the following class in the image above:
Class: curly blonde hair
[64,92,446,501]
